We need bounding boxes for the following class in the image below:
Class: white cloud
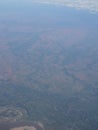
[32,0,98,12]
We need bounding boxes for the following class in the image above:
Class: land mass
[0,1,98,130]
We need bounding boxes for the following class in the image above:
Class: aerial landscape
[0,0,98,130]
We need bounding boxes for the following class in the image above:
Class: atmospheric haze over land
[0,0,98,130]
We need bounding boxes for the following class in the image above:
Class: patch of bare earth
[11,126,36,130]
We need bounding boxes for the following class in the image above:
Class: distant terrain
[0,1,98,130]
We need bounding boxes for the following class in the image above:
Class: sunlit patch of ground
[10,126,36,130]
[0,106,27,122]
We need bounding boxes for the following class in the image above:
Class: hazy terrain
[0,0,98,130]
